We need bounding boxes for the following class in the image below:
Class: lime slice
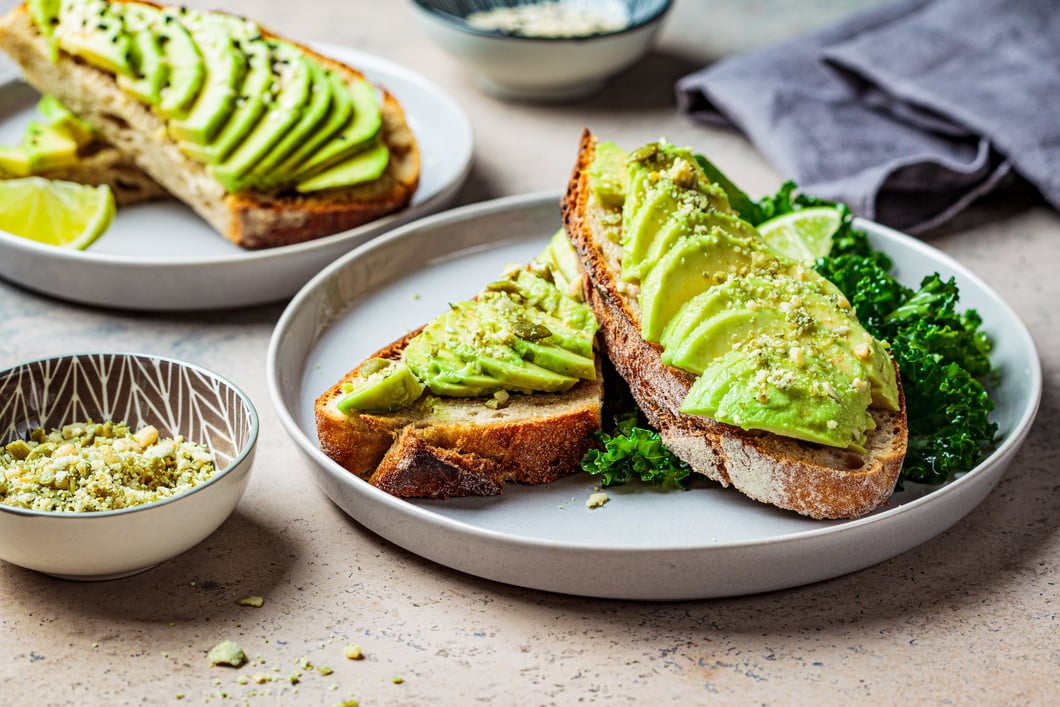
[758,206,842,263]
[0,177,115,249]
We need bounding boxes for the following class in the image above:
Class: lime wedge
[0,177,115,249]
[758,206,842,263]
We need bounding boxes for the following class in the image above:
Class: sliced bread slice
[560,130,908,519]
[0,1,419,249]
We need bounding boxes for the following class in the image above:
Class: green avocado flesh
[0,96,97,177]
[31,0,391,194]
[588,140,899,449]
[337,239,598,414]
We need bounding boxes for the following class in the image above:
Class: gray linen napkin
[676,0,1060,233]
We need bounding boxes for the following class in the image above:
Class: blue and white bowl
[412,0,674,100]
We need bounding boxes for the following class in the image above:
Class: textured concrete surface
[0,1,1056,704]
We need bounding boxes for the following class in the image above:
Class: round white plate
[267,192,1041,600]
[0,44,472,311]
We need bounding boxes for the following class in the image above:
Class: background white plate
[0,44,472,311]
[267,192,1041,600]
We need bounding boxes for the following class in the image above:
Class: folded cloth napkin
[676,0,1060,233]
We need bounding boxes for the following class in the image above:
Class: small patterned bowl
[412,0,673,100]
[0,353,258,580]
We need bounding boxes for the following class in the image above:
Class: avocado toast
[562,130,908,519]
[0,0,419,249]
[314,232,604,498]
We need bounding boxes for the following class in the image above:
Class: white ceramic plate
[0,44,472,311]
[267,192,1041,600]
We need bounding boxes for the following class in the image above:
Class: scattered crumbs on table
[344,644,364,660]
[237,595,264,608]
[392,676,404,685]
[586,491,609,509]
[207,640,246,667]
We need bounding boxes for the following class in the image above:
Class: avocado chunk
[289,78,382,182]
[0,146,32,177]
[295,139,388,193]
[211,40,311,192]
[36,95,94,147]
[168,9,249,145]
[51,0,133,77]
[336,358,425,413]
[22,120,79,171]
[117,4,168,105]
[511,338,596,380]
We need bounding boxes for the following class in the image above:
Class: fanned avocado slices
[29,0,395,194]
[169,9,250,145]
[289,79,382,182]
[211,40,312,192]
[247,55,333,181]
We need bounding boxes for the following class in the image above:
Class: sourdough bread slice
[0,1,419,249]
[315,329,604,498]
[560,130,908,519]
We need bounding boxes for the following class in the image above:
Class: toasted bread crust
[314,330,604,499]
[0,1,419,249]
[561,129,908,519]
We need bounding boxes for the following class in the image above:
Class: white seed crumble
[466,1,629,38]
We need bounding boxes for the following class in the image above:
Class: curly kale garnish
[581,410,697,489]
[814,253,998,484]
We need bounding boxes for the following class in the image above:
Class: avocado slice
[27,0,60,61]
[168,9,250,145]
[478,354,578,394]
[52,0,133,77]
[587,140,629,208]
[511,339,596,381]
[211,40,311,192]
[154,8,206,119]
[681,345,875,451]
[247,56,333,181]
[0,146,32,177]
[36,95,94,147]
[289,78,382,182]
[638,230,764,342]
[117,4,168,105]
[22,120,79,171]
[402,334,506,398]
[294,139,388,193]
[336,359,425,414]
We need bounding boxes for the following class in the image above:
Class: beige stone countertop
[0,1,1057,704]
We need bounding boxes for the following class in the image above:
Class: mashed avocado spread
[337,230,598,413]
[589,140,899,451]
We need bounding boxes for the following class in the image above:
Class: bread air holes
[101,112,131,130]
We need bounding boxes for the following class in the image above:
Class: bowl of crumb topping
[412,0,673,100]
[0,353,258,580]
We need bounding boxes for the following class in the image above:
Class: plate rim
[267,191,1042,595]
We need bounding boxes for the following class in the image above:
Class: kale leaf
[581,410,697,489]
